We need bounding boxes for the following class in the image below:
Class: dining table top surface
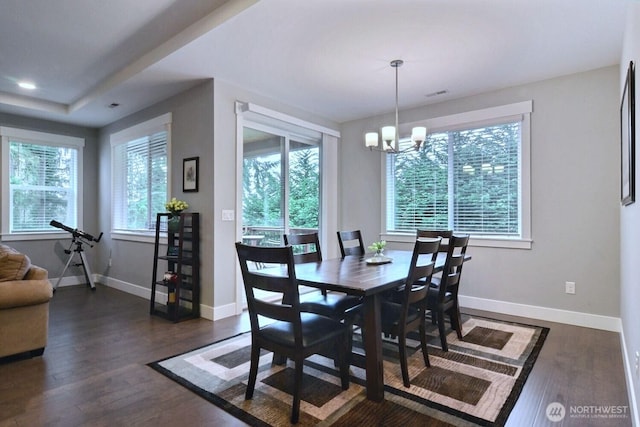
[292,249,455,296]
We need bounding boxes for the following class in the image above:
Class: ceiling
[0,0,629,128]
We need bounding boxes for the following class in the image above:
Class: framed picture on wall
[183,157,199,192]
[621,61,635,206]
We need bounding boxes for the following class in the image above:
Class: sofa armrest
[0,280,53,309]
[24,265,48,280]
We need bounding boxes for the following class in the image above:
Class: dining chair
[284,232,362,320]
[349,237,441,388]
[416,229,454,287]
[283,232,323,264]
[416,229,453,253]
[426,234,470,352]
[337,230,365,257]
[235,242,351,424]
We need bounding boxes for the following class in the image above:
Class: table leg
[362,293,384,401]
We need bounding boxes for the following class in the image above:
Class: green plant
[165,197,188,213]
[368,240,386,253]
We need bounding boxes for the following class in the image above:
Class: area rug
[149,315,548,426]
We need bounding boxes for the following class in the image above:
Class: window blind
[112,132,168,232]
[386,120,521,237]
[9,140,78,232]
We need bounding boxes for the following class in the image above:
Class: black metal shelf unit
[150,212,200,322]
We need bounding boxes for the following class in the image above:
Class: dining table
[292,248,465,402]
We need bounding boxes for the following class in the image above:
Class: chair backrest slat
[417,229,453,252]
[401,237,441,316]
[437,234,469,299]
[283,232,322,263]
[337,230,365,257]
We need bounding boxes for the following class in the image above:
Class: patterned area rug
[149,315,548,426]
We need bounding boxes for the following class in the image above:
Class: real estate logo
[546,402,566,422]
[545,401,629,422]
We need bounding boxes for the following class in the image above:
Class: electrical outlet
[565,281,576,294]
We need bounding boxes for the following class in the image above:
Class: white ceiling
[0,0,629,128]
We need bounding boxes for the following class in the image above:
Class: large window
[110,113,171,236]
[1,127,84,239]
[385,101,531,248]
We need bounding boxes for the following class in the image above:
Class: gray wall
[620,1,640,412]
[339,65,620,317]
[96,80,214,305]
[94,78,338,314]
[0,112,99,277]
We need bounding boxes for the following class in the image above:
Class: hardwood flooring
[0,285,631,426]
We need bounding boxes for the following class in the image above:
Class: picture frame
[621,61,635,206]
[183,157,199,192]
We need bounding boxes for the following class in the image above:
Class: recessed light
[17,81,37,90]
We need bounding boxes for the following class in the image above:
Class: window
[384,101,532,248]
[1,127,84,239]
[242,125,321,246]
[111,113,171,237]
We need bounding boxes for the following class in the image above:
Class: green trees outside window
[387,122,520,236]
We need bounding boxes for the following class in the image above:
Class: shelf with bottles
[150,212,200,322]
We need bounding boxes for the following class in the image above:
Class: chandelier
[365,59,427,153]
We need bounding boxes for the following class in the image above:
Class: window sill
[111,231,166,245]
[380,232,532,250]
[0,232,68,242]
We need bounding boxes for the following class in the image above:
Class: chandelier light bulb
[365,132,379,148]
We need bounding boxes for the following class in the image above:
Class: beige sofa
[0,244,53,358]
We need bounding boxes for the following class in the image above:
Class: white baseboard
[459,295,621,332]
[51,275,86,289]
[73,274,621,332]
[619,324,640,427]
[95,275,215,321]
[87,275,623,331]
[213,302,237,321]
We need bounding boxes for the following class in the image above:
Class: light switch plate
[221,209,235,221]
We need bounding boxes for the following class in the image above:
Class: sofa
[0,244,53,358]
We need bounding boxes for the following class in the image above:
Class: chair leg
[449,304,464,340]
[291,358,303,424]
[339,332,350,390]
[245,345,260,399]
[419,321,430,368]
[437,308,448,352]
[397,333,410,388]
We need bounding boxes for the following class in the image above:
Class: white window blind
[385,102,530,240]
[111,114,171,233]
[1,126,84,236]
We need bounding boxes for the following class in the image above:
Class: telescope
[50,220,103,243]
[50,220,103,291]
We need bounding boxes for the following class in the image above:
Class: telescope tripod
[53,236,96,291]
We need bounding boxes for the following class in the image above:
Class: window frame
[110,113,172,243]
[381,101,532,249]
[0,126,84,242]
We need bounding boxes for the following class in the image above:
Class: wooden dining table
[292,249,457,402]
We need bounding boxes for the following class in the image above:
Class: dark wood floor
[0,285,631,426]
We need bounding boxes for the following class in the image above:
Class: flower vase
[167,211,182,233]
[374,248,384,259]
